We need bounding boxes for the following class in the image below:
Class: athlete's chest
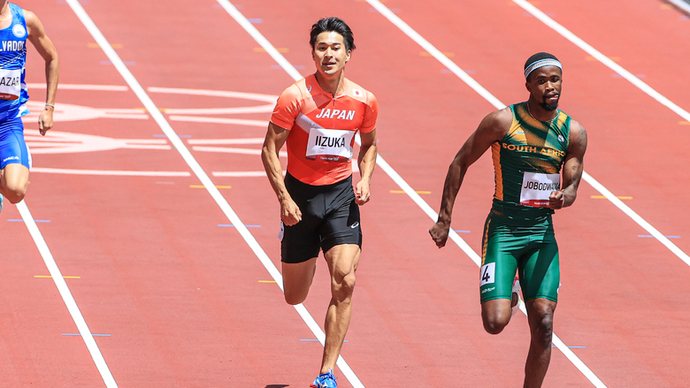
[502,119,568,162]
[0,9,26,49]
[302,96,366,131]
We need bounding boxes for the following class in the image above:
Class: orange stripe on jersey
[491,142,504,201]
[270,74,378,186]
[481,216,492,266]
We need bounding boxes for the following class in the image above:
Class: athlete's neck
[525,99,558,122]
[314,70,346,97]
[0,1,10,28]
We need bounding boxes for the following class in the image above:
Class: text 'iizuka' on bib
[306,127,355,162]
[0,69,21,100]
[519,172,560,207]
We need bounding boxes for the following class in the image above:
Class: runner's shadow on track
[265,385,289,388]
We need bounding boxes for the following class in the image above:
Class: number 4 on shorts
[480,263,496,286]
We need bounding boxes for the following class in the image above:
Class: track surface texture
[1,0,689,387]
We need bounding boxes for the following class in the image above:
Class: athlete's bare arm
[25,10,58,136]
[261,122,302,225]
[549,120,587,209]
[429,108,512,248]
[355,129,377,205]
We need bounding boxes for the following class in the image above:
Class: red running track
[1,0,689,387]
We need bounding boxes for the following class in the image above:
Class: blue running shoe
[310,369,337,388]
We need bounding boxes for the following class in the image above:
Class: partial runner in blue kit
[0,1,58,212]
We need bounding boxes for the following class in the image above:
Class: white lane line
[365,1,606,387]
[27,83,128,91]
[369,0,690,267]
[511,0,690,267]
[512,0,690,123]
[17,201,118,388]
[167,115,268,127]
[584,172,690,266]
[65,1,338,387]
[667,0,690,14]
[215,1,364,387]
[31,167,190,177]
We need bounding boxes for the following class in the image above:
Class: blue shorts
[0,117,31,170]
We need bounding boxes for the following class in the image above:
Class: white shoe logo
[350,221,359,228]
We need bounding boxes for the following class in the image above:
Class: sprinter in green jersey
[429,52,587,388]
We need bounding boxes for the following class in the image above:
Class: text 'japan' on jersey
[271,74,378,186]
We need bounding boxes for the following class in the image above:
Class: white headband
[524,58,562,79]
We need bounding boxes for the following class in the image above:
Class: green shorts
[479,210,560,303]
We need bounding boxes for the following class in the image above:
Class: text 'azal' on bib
[0,68,21,100]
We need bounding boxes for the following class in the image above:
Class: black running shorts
[280,173,362,264]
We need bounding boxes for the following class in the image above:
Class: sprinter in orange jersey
[261,17,378,388]
[429,52,587,388]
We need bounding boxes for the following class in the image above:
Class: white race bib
[519,172,560,207]
[306,127,354,162]
[0,69,21,100]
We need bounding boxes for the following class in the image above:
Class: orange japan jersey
[270,74,378,186]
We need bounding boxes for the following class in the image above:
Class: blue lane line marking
[218,224,261,228]
[63,333,111,336]
[638,235,680,238]
[301,339,348,342]
[453,230,471,233]
[8,219,50,222]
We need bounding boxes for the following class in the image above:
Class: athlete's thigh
[320,198,361,254]
[324,243,360,280]
[281,175,323,264]
[282,257,318,304]
[0,119,31,171]
[1,162,29,190]
[479,212,520,302]
[519,229,560,302]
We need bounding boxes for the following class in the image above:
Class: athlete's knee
[284,293,306,305]
[284,286,309,305]
[331,267,356,302]
[530,317,554,349]
[528,302,555,347]
[481,302,512,334]
[3,185,27,203]
[483,315,510,335]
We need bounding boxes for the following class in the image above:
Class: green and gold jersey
[491,102,571,215]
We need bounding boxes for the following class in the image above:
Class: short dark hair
[309,17,356,52]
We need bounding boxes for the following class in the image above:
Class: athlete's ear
[525,81,532,94]
[345,50,351,63]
